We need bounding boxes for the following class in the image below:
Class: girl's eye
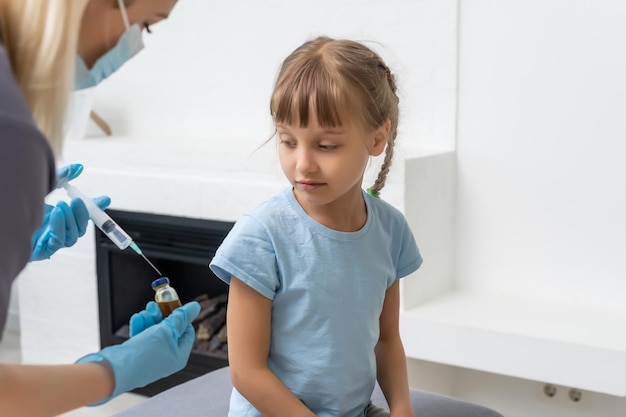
[319,144,337,151]
[279,139,296,147]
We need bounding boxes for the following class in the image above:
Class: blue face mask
[75,0,144,90]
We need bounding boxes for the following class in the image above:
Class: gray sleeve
[0,44,56,334]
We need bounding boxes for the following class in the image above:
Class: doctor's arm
[375,280,415,417]
[0,362,114,417]
[227,276,316,417]
[0,301,199,417]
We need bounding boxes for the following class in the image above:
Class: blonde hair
[270,36,400,196]
[0,0,88,157]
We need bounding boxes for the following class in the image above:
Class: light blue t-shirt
[209,188,422,417]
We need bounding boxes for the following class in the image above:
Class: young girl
[210,36,422,417]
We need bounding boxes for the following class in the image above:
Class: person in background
[0,1,200,416]
[209,36,422,417]
[32,0,180,264]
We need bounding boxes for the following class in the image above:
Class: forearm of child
[231,365,317,417]
[228,276,316,417]
[375,337,414,417]
[0,362,114,417]
[375,281,415,417]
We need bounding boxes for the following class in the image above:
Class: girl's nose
[296,148,318,173]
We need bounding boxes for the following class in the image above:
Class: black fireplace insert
[95,208,234,396]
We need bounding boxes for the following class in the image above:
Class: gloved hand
[30,163,111,261]
[129,301,163,337]
[77,301,201,404]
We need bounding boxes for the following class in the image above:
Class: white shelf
[400,291,626,397]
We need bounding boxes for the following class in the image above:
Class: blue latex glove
[129,301,163,337]
[77,301,201,404]
[30,163,111,261]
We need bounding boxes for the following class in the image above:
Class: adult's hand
[30,163,110,261]
[77,302,201,404]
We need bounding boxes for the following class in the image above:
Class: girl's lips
[297,181,324,191]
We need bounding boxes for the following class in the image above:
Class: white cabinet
[400,152,626,397]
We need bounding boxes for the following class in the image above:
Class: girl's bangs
[271,62,351,128]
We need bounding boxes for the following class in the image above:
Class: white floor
[0,328,147,416]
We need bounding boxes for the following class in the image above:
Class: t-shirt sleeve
[209,214,280,300]
[396,218,423,279]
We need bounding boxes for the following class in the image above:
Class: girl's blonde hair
[0,0,89,157]
[270,36,400,196]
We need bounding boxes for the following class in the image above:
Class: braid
[370,132,396,196]
[369,64,399,197]
[382,64,397,94]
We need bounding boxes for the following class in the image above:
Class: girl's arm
[0,362,114,417]
[375,280,415,417]
[227,276,316,417]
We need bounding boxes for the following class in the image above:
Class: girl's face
[277,110,389,222]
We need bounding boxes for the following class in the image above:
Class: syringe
[62,182,162,276]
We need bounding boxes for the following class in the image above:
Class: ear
[369,119,391,157]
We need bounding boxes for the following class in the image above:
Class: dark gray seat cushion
[112,367,504,417]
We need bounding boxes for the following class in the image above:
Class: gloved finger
[58,201,79,247]
[55,163,83,187]
[146,300,162,318]
[178,324,197,350]
[164,301,201,338]
[30,204,56,261]
[129,301,163,337]
[129,313,145,337]
[132,301,163,328]
[44,205,67,254]
[178,301,201,322]
[70,197,90,237]
[93,195,111,210]
[42,203,54,217]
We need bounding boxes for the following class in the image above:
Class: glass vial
[152,277,182,318]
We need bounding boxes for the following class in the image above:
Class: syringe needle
[130,242,162,276]
[140,252,162,276]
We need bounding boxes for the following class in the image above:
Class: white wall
[87,0,457,155]
[456,0,626,310]
[5,285,19,331]
[445,1,626,416]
